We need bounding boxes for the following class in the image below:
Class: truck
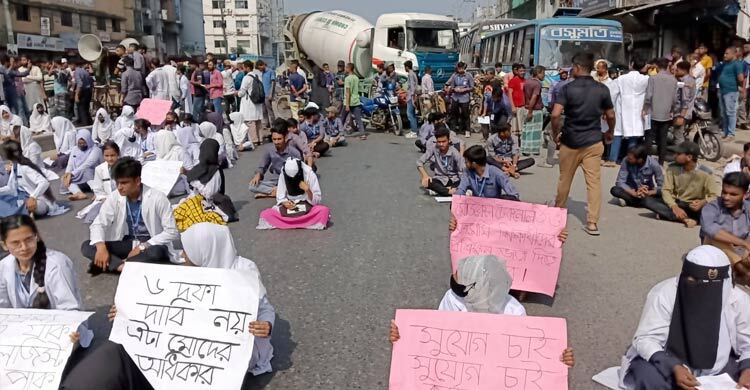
[372,13,460,89]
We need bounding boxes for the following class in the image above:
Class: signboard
[17,34,64,52]
[450,196,567,297]
[6,44,18,57]
[40,17,50,36]
[98,31,111,42]
[579,0,617,16]
[110,262,260,390]
[59,0,94,7]
[389,309,569,390]
[540,25,623,42]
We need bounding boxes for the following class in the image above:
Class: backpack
[56,70,69,85]
[249,74,265,104]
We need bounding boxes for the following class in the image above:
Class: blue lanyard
[438,153,451,170]
[472,173,487,197]
[126,200,142,235]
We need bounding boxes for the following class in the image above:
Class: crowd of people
[3,34,750,389]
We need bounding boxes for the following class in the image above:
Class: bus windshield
[537,25,625,69]
[407,28,458,51]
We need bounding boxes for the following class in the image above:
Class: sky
[283,0,476,23]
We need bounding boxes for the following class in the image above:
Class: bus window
[509,31,518,63]
[486,38,496,65]
[522,27,534,65]
[515,30,524,64]
[501,34,510,63]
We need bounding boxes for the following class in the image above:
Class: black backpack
[249,74,265,104]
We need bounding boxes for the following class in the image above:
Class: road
[36,132,706,389]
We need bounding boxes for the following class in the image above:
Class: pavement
[34,132,711,389]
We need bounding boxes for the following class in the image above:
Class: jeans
[610,186,661,207]
[646,120,671,164]
[607,136,640,163]
[720,91,740,136]
[488,157,535,172]
[406,99,418,133]
[428,179,459,197]
[555,142,604,224]
[211,97,223,118]
[451,101,471,133]
[342,105,365,133]
[192,95,205,122]
[75,88,92,126]
[642,198,703,222]
[14,96,30,125]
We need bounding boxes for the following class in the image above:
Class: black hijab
[283,159,305,197]
[665,255,730,369]
[186,139,221,189]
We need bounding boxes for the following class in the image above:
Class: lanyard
[472,173,487,197]
[438,152,451,170]
[126,200,142,236]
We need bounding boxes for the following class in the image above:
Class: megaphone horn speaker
[78,34,103,62]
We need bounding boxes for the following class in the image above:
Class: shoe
[684,218,698,228]
[404,132,417,139]
[583,225,601,236]
[427,189,437,196]
[616,198,626,207]
[465,131,471,138]
[539,162,554,168]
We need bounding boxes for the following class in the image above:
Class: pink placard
[135,98,173,125]
[450,196,567,297]
[389,309,568,390]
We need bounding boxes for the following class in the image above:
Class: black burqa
[665,259,730,369]
[186,139,238,221]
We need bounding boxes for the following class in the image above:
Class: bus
[477,14,626,72]
[458,18,526,68]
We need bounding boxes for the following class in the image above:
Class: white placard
[110,262,260,390]
[477,116,490,124]
[40,17,50,36]
[0,308,94,390]
[697,373,737,389]
[140,160,183,196]
[434,196,453,203]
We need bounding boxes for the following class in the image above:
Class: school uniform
[0,249,83,310]
[249,144,302,195]
[486,133,535,172]
[416,144,464,197]
[0,163,63,217]
[455,165,520,200]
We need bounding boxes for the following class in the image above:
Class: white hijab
[92,108,114,143]
[456,255,513,314]
[229,111,247,138]
[19,126,35,153]
[181,223,267,295]
[198,122,224,146]
[29,103,51,133]
[114,105,135,131]
[0,105,22,136]
[50,116,76,152]
[154,129,185,161]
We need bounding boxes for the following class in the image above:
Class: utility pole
[219,1,228,55]
[2,0,14,46]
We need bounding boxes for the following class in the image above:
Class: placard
[389,309,568,390]
[141,160,183,196]
[450,196,567,296]
[109,262,260,390]
[135,99,173,126]
[0,308,94,390]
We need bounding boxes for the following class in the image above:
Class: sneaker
[539,162,554,168]
[616,198,626,207]
[427,189,437,196]
[465,131,471,138]
[404,132,417,139]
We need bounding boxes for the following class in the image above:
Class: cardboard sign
[136,99,173,126]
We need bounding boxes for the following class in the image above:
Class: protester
[643,141,719,227]
[417,126,464,196]
[404,60,419,138]
[643,58,677,164]
[700,172,750,263]
[238,60,265,146]
[507,63,526,142]
[81,157,179,274]
[190,61,209,122]
[222,59,237,115]
[249,124,302,198]
[114,105,135,131]
[672,61,697,145]
[521,65,545,155]
[120,57,144,112]
[113,118,155,161]
[487,124,534,178]
[91,107,114,144]
[62,129,102,201]
[18,125,43,168]
[551,52,616,236]
[28,103,51,133]
[198,122,227,166]
[77,141,119,224]
[610,145,664,208]
[612,59,649,164]
[154,129,193,196]
[618,245,750,389]
[176,65,191,112]
[287,60,307,116]
[688,53,706,96]
[416,112,441,153]
[285,118,315,168]
[228,111,253,151]
[342,62,365,136]
[455,145,519,200]
[445,62,474,138]
[72,60,93,126]
[257,157,329,230]
[50,116,77,167]
[322,106,347,147]
[481,83,511,141]
[0,104,22,138]
[724,142,750,179]
[128,43,145,76]
[300,107,330,157]
[718,47,746,140]
[176,113,201,161]
[421,65,435,95]
[258,60,276,128]
[0,140,65,217]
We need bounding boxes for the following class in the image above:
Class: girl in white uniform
[91,107,115,144]
[153,129,193,196]
[77,141,120,223]
[0,140,67,217]
[18,125,43,168]
[28,103,51,134]
[113,105,135,131]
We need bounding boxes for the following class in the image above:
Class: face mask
[450,275,469,297]
[165,119,175,125]
[128,135,137,143]
[78,144,89,152]
[98,116,105,123]
[37,108,44,114]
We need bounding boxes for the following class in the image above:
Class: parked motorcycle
[361,81,403,134]
[667,98,722,162]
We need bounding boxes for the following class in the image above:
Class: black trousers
[451,101,471,133]
[488,157,535,173]
[428,179,459,197]
[313,141,330,156]
[76,88,93,126]
[60,341,154,390]
[645,120,671,164]
[81,239,170,272]
[415,139,427,153]
[642,198,702,222]
[609,186,663,207]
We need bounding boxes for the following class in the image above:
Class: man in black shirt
[551,52,616,236]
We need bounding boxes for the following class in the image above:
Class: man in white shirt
[421,66,435,95]
[145,59,169,101]
[162,59,180,109]
[222,59,237,117]
[688,53,705,97]
[81,157,179,274]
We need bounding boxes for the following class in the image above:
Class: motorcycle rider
[672,61,697,146]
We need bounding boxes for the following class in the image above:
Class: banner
[0,308,94,390]
[141,160,183,196]
[135,99,173,126]
[389,309,568,390]
[110,262,260,390]
[16,34,64,52]
[450,196,567,296]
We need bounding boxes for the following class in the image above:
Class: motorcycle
[361,81,403,134]
[667,97,722,162]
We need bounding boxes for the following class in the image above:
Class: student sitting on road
[455,145,519,200]
[486,123,534,178]
[417,126,464,197]
[112,118,156,161]
[249,123,302,199]
[286,118,316,169]
[388,255,575,367]
[724,141,750,180]
[700,172,750,263]
[642,141,719,228]
[81,157,179,274]
[62,129,103,201]
[617,245,750,390]
[322,106,347,148]
[77,141,120,223]
[416,112,442,153]
[258,158,330,230]
[299,107,330,158]
[610,144,664,208]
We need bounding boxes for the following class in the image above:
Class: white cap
[686,245,730,267]
[304,102,319,110]
[61,58,68,64]
[283,158,299,177]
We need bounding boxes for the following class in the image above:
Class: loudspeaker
[78,34,103,62]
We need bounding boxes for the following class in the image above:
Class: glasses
[6,235,37,251]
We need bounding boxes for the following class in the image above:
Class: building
[180,0,207,56]
[0,0,131,59]
[126,0,194,58]
[202,0,274,60]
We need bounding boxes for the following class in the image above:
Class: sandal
[583,225,601,236]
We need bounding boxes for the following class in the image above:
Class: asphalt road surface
[36,132,705,389]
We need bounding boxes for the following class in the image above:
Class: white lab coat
[189,171,221,201]
[90,162,115,201]
[0,249,83,310]
[238,70,263,121]
[89,185,180,262]
[617,277,750,389]
[602,78,621,134]
[616,71,650,138]
[275,162,322,206]
[0,164,56,215]
[146,67,170,101]
[162,64,180,101]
